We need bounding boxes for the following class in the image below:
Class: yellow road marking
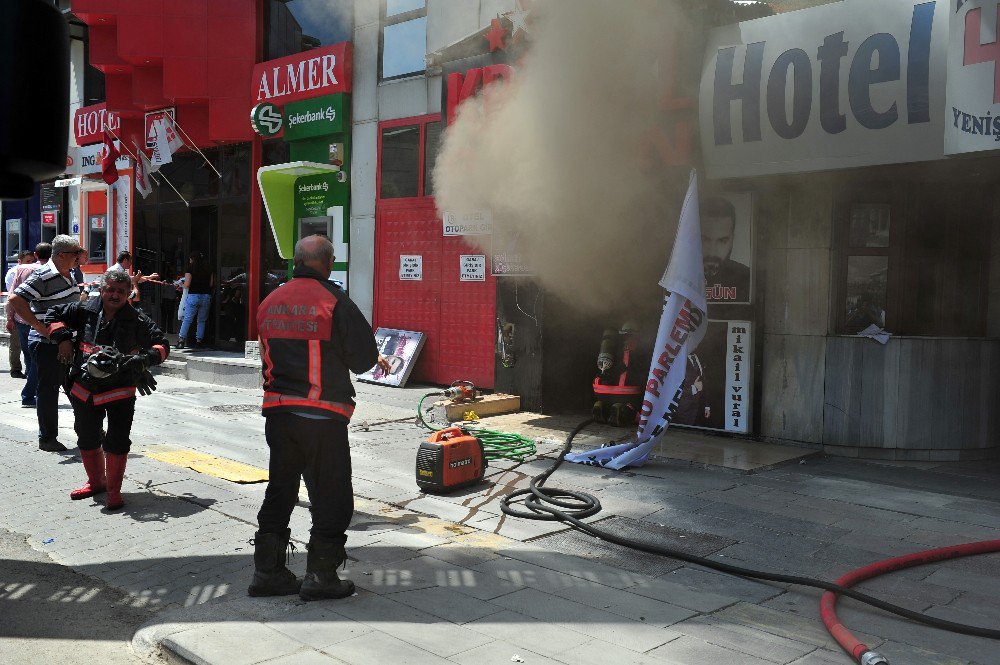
[145,448,269,484]
[145,448,503,551]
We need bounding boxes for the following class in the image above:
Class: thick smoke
[433,0,695,316]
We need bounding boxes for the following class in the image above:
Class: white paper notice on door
[400,255,422,280]
[460,255,486,282]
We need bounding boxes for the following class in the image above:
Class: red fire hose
[821,539,1000,664]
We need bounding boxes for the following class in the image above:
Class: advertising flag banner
[566,171,708,470]
[135,146,154,199]
[101,130,121,185]
[151,119,173,167]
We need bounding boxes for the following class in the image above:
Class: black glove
[135,368,157,397]
[121,354,150,374]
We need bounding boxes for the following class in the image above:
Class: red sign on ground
[251,42,352,108]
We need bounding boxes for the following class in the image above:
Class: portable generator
[416,426,486,493]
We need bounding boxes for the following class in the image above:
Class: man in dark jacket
[43,268,169,511]
[250,235,383,601]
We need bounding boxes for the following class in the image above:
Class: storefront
[65,103,131,287]
[698,0,1000,458]
[72,0,258,346]
[250,43,354,302]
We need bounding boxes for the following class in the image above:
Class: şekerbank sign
[700,0,947,178]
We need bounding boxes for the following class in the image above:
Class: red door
[374,199,496,388]
[374,115,496,388]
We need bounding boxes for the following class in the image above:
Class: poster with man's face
[702,192,753,304]
[672,320,751,434]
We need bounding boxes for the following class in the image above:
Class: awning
[257,161,341,260]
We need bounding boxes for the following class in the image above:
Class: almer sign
[252,42,352,107]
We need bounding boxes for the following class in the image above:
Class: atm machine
[5,218,23,277]
[298,206,347,289]
[41,211,58,243]
[88,214,107,263]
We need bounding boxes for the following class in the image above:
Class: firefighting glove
[135,368,157,397]
[121,354,157,396]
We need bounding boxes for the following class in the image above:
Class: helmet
[619,320,640,335]
[85,346,123,379]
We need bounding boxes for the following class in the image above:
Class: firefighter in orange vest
[250,235,383,601]
[593,321,646,427]
[43,267,168,511]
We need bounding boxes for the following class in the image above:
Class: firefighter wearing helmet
[42,267,169,511]
[593,320,646,427]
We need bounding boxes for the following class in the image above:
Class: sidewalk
[0,361,998,664]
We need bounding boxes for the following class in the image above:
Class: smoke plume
[433,0,697,316]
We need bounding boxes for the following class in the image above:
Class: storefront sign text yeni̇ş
[945,0,1000,154]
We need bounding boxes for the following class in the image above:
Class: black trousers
[257,413,354,543]
[28,340,62,442]
[70,394,136,455]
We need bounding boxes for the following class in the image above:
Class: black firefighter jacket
[43,298,169,405]
[256,266,379,422]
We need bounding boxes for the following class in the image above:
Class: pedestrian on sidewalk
[177,250,213,349]
[250,234,385,601]
[5,249,36,379]
[7,236,83,451]
[42,267,168,510]
[6,244,50,406]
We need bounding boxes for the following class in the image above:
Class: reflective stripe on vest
[70,383,137,405]
[593,377,641,396]
[262,391,355,419]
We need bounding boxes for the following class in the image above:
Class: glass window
[423,121,442,196]
[380,125,420,198]
[849,204,890,248]
[382,16,427,79]
[265,0,354,59]
[844,256,887,332]
[386,0,425,17]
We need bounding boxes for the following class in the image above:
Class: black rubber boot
[247,529,302,597]
[299,538,355,601]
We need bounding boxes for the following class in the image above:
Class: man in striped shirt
[8,235,84,452]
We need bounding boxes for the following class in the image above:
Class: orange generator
[416,427,486,493]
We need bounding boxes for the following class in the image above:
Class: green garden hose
[417,392,537,463]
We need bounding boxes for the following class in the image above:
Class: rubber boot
[70,448,106,500]
[104,452,128,511]
[247,529,302,597]
[299,538,354,601]
[592,400,607,424]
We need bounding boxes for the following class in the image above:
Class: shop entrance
[135,203,220,344]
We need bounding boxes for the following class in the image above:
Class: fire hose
[498,419,1000,665]
[416,389,537,463]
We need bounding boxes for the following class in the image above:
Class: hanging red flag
[101,130,120,185]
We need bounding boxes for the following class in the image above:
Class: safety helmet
[619,320,640,335]
[85,346,123,379]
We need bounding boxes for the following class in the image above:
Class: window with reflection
[380,0,426,80]
[265,0,354,59]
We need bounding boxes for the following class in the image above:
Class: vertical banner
[725,321,751,433]
[112,170,132,260]
[566,171,708,470]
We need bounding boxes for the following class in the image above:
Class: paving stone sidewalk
[0,367,998,665]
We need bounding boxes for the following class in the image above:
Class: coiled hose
[416,392,537,463]
[498,419,1000,665]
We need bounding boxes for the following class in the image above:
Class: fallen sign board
[357,328,426,388]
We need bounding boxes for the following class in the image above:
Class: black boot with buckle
[299,536,354,601]
[247,529,302,597]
